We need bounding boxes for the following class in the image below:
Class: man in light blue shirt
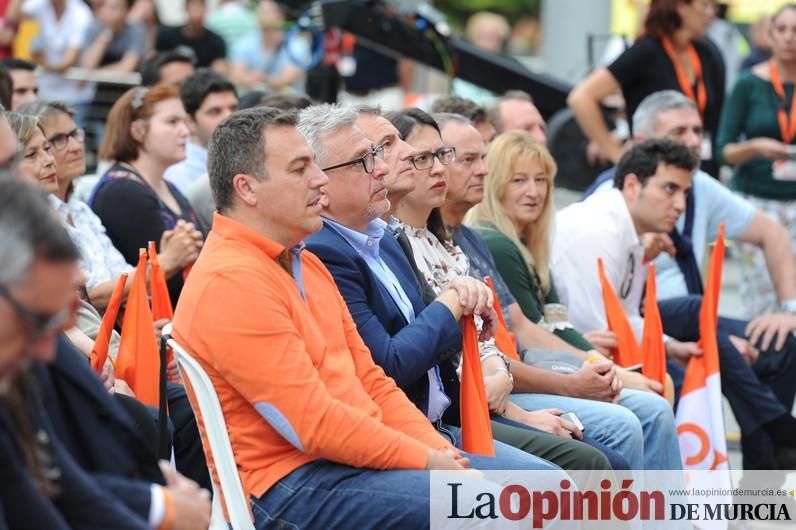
[165,69,238,198]
[229,0,310,93]
[586,90,796,468]
[589,91,796,341]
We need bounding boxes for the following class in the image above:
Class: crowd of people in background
[2,0,796,529]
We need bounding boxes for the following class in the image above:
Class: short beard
[367,198,391,221]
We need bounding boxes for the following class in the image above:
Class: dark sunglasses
[0,283,73,338]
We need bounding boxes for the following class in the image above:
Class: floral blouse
[49,194,133,291]
[402,224,501,362]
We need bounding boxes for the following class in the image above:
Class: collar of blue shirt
[324,217,388,260]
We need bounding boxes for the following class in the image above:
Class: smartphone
[561,411,585,433]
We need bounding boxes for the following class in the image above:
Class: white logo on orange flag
[675,225,728,471]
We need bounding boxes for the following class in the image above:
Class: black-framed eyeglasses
[410,146,456,170]
[322,144,385,174]
[0,283,72,338]
[48,128,86,151]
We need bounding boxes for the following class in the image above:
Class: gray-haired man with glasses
[300,104,391,229]
[321,143,385,175]
[303,104,613,474]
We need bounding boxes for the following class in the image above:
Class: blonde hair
[6,112,41,145]
[465,131,557,292]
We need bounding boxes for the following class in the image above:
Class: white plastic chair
[162,324,255,530]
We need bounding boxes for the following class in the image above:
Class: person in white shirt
[5,0,94,107]
[164,69,238,197]
[589,90,796,351]
[554,139,697,348]
[554,138,796,467]
[586,89,796,469]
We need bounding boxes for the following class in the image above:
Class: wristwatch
[781,298,796,314]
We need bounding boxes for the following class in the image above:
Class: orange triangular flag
[89,273,128,373]
[148,241,175,373]
[460,316,495,456]
[597,258,642,367]
[116,250,161,406]
[148,241,173,321]
[484,276,520,361]
[641,263,667,395]
[682,225,725,395]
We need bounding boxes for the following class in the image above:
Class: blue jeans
[252,460,430,529]
[509,389,681,470]
[252,449,561,529]
[618,389,682,470]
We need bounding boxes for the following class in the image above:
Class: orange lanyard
[769,58,796,144]
[661,38,707,119]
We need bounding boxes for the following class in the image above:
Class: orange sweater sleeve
[331,274,456,453]
[195,268,431,471]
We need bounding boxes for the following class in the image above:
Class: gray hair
[354,104,381,117]
[207,107,297,213]
[0,179,79,286]
[6,112,41,145]
[633,90,698,138]
[431,112,473,129]
[297,104,358,167]
[17,100,76,124]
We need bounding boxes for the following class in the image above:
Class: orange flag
[148,241,173,321]
[484,276,520,361]
[676,225,727,470]
[702,226,725,348]
[460,316,495,456]
[116,250,161,407]
[597,258,642,367]
[683,225,725,396]
[641,263,667,395]
[148,241,175,374]
[89,273,128,373]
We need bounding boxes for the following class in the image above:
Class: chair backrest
[162,324,255,530]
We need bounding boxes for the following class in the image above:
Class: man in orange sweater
[172,107,515,528]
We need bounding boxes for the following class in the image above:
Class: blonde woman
[467,132,609,352]
[467,131,683,470]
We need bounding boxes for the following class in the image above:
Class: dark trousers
[147,383,211,490]
[167,383,211,490]
[659,295,796,468]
